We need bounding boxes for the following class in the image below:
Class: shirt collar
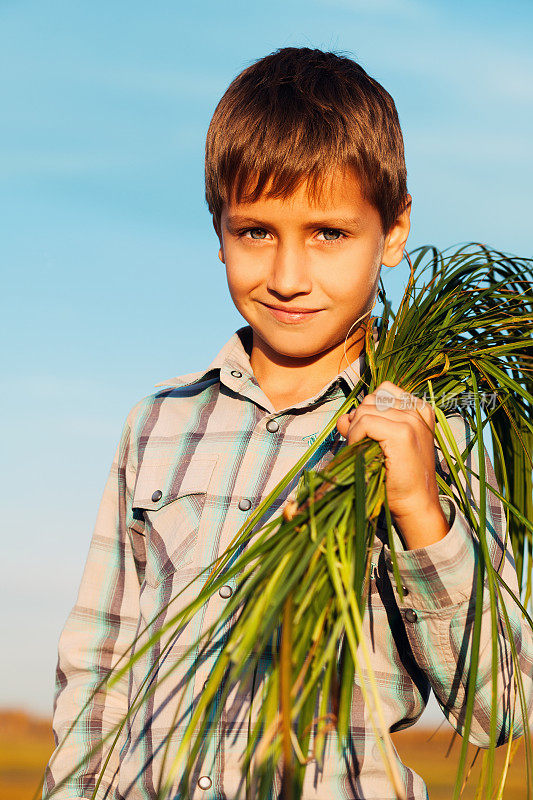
[155,323,380,411]
[154,326,254,390]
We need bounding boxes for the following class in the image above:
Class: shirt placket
[188,388,351,797]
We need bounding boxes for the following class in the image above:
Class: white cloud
[486,62,533,105]
[75,64,223,100]
[313,0,425,15]
[408,129,532,164]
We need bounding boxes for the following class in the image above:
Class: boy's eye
[238,227,345,242]
[243,228,268,240]
[318,228,344,241]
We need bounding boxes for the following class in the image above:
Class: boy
[43,47,533,799]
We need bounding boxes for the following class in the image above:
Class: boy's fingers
[337,407,359,438]
[336,413,352,436]
[365,386,435,427]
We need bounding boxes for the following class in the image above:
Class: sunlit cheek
[225,256,265,298]
[324,246,381,305]
[244,244,274,274]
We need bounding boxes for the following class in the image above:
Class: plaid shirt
[44,324,533,800]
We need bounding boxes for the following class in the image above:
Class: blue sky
[2,0,532,716]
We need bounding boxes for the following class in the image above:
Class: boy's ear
[382,195,412,268]
[212,215,225,264]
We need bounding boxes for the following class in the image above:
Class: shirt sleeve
[42,401,144,799]
[382,411,533,747]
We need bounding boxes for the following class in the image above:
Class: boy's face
[215,167,410,370]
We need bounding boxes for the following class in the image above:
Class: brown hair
[205,47,408,235]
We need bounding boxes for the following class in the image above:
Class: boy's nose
[266,242,312,297]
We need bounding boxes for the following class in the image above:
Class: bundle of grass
[42,243,533,800]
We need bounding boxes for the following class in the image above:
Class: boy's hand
[336,380,450,549]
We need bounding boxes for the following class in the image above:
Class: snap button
[219,585,233,598]
[198,775,212,789]
[404,609,418,623]
[401,585,409,596]
[238,498,252,511]
[231,370,242,378]
[266,419,279,433]
[151,489,163,502]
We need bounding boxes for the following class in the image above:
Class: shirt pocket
[131,454,218,589]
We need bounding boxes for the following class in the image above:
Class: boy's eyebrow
[225,215,266,228]
[307,215,365,229]
[225,214,364,229]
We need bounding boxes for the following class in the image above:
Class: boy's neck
[249,330,365,412]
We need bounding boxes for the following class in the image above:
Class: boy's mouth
[260,302,323,324]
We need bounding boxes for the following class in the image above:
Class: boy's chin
[252,328,343,361]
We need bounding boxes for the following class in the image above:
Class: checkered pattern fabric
[43,325,533,800]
